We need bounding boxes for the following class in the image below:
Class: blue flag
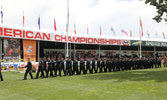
[1,6,3,23]
[38,17,40,29]
[111,27,115,35]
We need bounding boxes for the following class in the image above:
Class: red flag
[140,18,143,37]
[121,29,128,36]
[54,18,57,31]
[23,11,24,27]
[100,26,102,36]
[74,24,76,35]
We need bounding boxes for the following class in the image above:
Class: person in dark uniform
[100,58,105,73]
[95,58,100,73]
[66,57,72,76]
[86,58,91,74]
[80,58,86,74]
[154,58,157,68]
[72,58,79,75]
[103,58,107,72]
[47,57,54,77]
[108,59,112,72]
[56,57,60,76]
[0,61,4,81]
[157,57,161,68]
[117,58,121,71]
[23,58,33,80]
[91,58,96,73]
[35,58,44,79]
[106,58,110,72]
[42,57,48,77]
[51,57,57,77]
[112,58,116,72]
[128,58,132,70]
[59,57,65,76]
[115,58,119,71]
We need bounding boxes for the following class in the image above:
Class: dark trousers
[100,67,103,73]
[80,66,85,74]
[62,67,66,76]
[47,69,54,77]
[158,64,161,68]
[24,70,33,79]
[86,66,91,74]
[54,68,58,76]
[104,66,107,72]
[58,67,62,76]
[91,66,95,73]
[95,65,99,73]
[0,71,3,81]
[73,67,79,75]
[44,68,49,77]
[36,69,44,78]
[66,67,72,76]
[41,67,48,77]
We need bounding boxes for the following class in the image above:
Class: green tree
[145,0,167,23]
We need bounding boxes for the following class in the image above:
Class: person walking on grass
[35,58,44,79]
[23,58,33,80]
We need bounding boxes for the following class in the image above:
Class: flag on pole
[38,16,40,29]
[66,24,68,32]
[87,24,89,35]
[121,29,128,36]
[139,18,144,37]
[130,29,133,37]
[54,18,57,31]
[23,11,24,27]
[111,27,115,35]
[74,24,76,35]
[1,6,3,23]
[163,32,165,39]
[100,26,102,36]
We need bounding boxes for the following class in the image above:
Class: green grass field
[1,67,167,100]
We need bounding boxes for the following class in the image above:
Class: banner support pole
[38,40,40,62]
[66,0,69,57]
[98,45,100,58]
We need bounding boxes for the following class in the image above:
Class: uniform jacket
[27,61,32,71]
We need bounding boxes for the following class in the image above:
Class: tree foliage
[145,0,167,23]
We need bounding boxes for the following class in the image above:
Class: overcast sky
[0,0,167,39]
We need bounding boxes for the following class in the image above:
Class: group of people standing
[23,56,163,80]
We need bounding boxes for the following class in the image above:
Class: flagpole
[21,11,24,61]
[139,17,142,58]
[38,16,40,62]
[66,0,69,57]
[139,35,142,58]
[38,40,40,62]
[99,25,101,58]
[0,6,3,60]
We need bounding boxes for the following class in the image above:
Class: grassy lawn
[0,67,167,100]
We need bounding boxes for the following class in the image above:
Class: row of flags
[0,6,166,39]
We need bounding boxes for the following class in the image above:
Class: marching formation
[23,56,164,80]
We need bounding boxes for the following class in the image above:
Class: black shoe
[23,78,27,80]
